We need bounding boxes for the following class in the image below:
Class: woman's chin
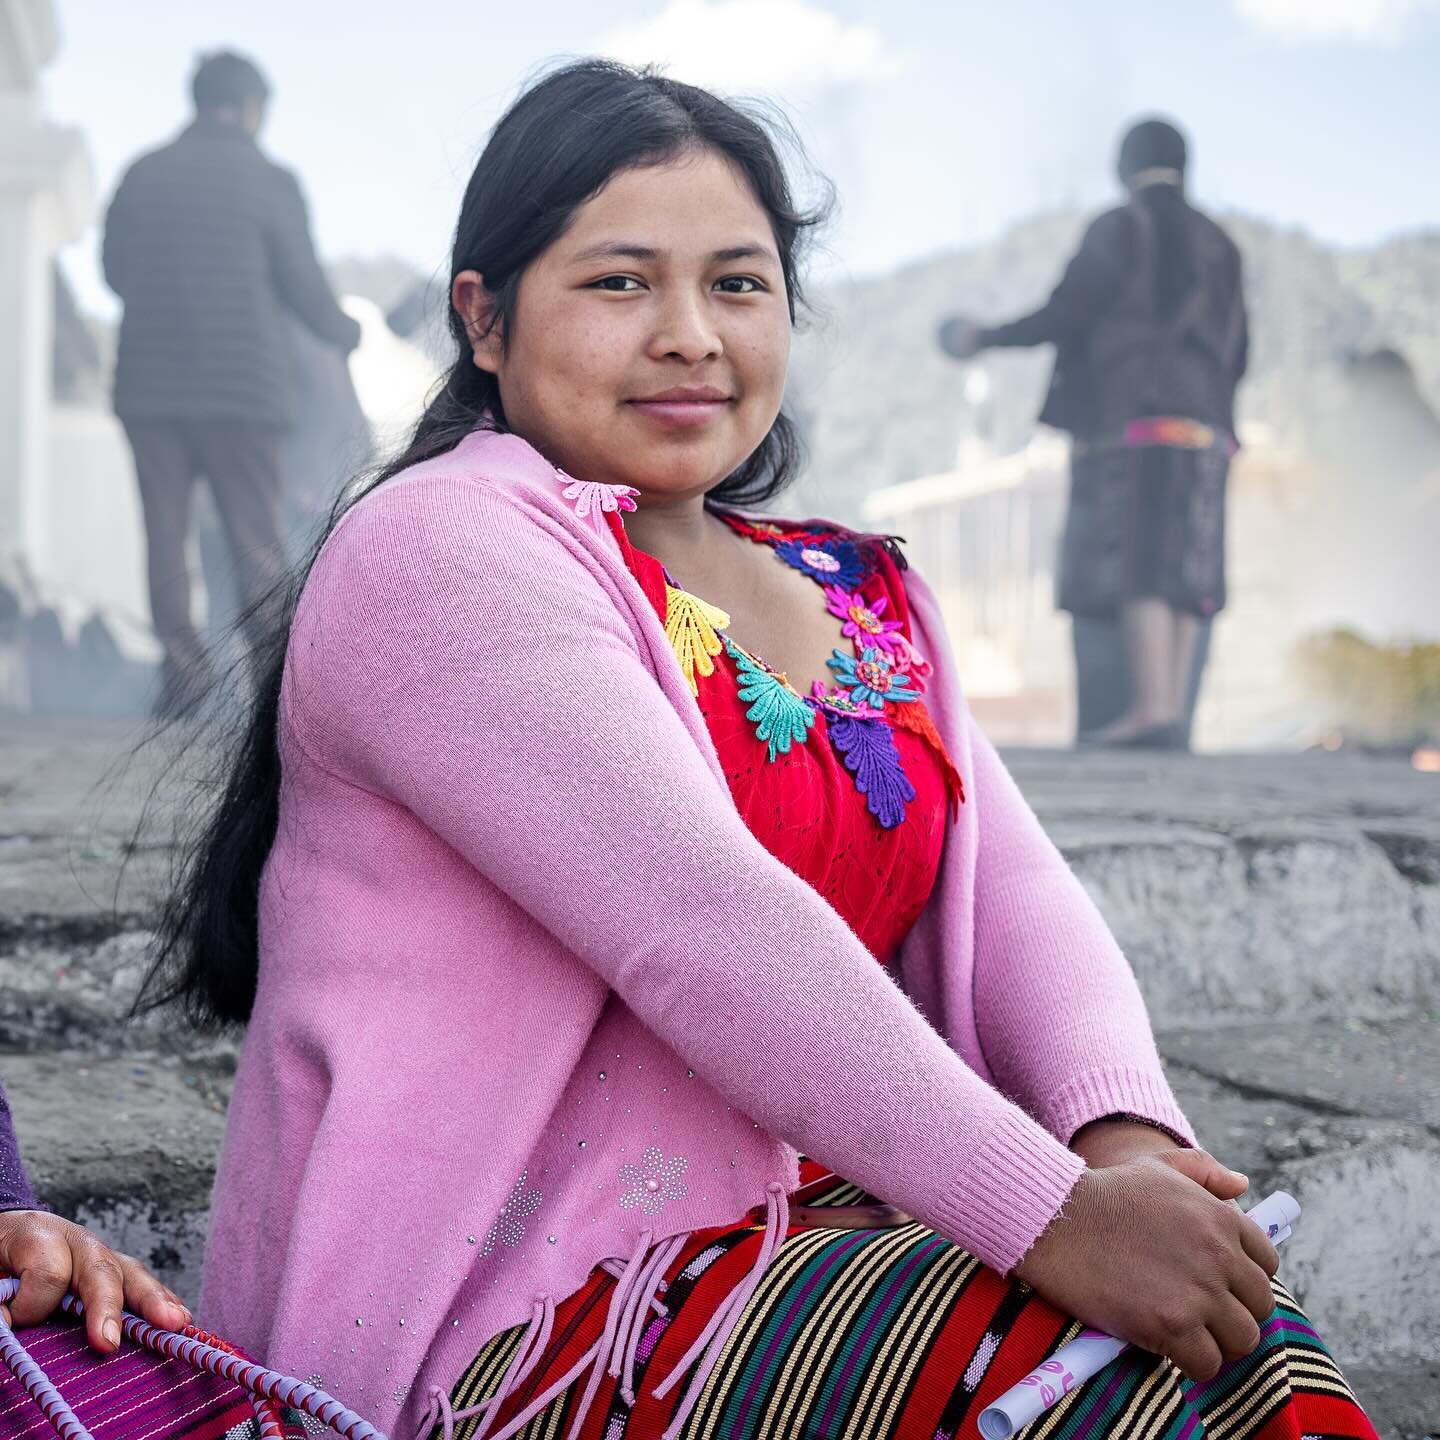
[603,435,759,503]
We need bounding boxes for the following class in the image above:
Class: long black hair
[1117,116,1196,319]
[137,59,831,1028]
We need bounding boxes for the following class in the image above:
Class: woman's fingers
[1209,1292,1264,1366]
[1166,1323,1225,1383]
[0,1214,73,1330]
[67,1234,128,1352]
[0,1212,190,1351]
[1236,1212,1281,1281]
[1156,1147,1249,1202]
[117,1252,191,1331]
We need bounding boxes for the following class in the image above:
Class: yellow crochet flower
[664,586,731,695]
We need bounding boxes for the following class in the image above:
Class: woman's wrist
[1070,1114,1182,1169]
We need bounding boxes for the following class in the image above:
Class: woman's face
[454,148,793,505]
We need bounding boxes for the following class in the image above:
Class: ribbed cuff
[926,1103,1087,1275]
[1040,1065,1197,1151]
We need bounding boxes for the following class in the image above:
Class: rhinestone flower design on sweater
[479,1171,544,1256]
[618,1147,689,1216]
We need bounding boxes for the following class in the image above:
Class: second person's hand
[0,1211,191,1352]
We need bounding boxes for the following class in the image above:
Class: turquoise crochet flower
[826,646,918,710]
[727,640,815,762]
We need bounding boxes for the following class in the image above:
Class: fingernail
[103,1319,121,1347]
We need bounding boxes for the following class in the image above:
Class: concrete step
[4,720,1439,1435]
[1008,750,1440,1029]
[1160,1018,1440,1375]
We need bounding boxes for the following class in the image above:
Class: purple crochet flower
[826,713,916,829]
[822,585,903,651]
[618,1147,689,1217]
[556,470,639,536]
[774,536,866,590]
[826,646,918,710]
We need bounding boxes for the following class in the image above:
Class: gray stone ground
[2,716,1437,1437]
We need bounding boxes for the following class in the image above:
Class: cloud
[1233,0,1440,42]
[595,0,901,93]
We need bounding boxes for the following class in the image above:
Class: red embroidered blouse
[618,514,962,965]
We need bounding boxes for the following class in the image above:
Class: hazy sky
[45,0,1440,319]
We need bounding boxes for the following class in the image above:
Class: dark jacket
[982,192,1248,439]
[102,118,361,425]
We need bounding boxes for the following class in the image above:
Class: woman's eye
[590,275,643,292]
[716,275,764,294]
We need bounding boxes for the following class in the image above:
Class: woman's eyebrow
[567,241,778,265]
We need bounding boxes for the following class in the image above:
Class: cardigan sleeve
[0,1080,41,1213]
[967,726,1195,1148]
[287,475,1086,1274]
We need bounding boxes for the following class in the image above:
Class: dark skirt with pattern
[1058,439,1230,620]
[438,1171,1376,1440]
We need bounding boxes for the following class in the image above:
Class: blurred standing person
[940,119,1247,748]
[103,51,362,718]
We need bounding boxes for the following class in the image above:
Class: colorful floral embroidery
[664,586,731,696]
[827,646,919,710]
[827,712,917,829]
[727,639,815,762]
[656,513,963,833]
[479,1171,543,1257]
[890,699,966,809]
[556,470,639,535]
[822,585,903,651]
[618,1147,689,1216]
[738,518,789,540]
[887,632,933,685]
[774,536,866,590]
[806,682,883,721]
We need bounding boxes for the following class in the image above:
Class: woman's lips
[627,389,734,428]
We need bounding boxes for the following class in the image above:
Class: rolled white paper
[977,1191,1300,1440]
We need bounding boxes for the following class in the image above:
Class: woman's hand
[1013,1149,1279,1383]
[0,1211,191,1352]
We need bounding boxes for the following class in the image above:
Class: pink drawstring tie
[652,1184,789,1440]
[420,1293,554,1440]
[618,1234,688,1404]
[418,1182,791,1440]
[564,1229,652,1439]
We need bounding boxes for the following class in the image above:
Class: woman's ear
[452,271,503,375]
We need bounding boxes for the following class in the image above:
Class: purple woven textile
[0,1316,254,1440]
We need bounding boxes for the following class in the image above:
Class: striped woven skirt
[436,1165,1376,1440]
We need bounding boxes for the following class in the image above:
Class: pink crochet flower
[887,632,933,684]
[556,470,640,535]
[618,1147,689,1217]
[822,585,903,652]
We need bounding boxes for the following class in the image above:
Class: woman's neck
[623,493,721,570]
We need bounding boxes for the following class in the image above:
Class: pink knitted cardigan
[200,427,1192,1440]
